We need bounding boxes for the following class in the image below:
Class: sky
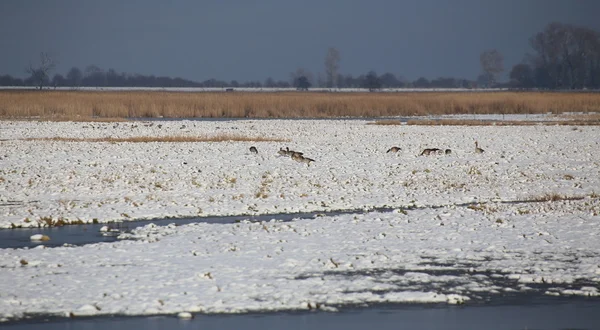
[0,0,598,83]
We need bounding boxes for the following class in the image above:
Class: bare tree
[509,63,534,88]
[324,47,341,88]
[264,77,276,88]
[363,71,381,91]
[290,68,314,87]
[293,76,311,90]
[479,49,504,87]
[26,52,56,90]
[528,22,600,89]
[66,67,83,87]
[84,65,106,87]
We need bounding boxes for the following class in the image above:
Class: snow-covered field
[1,119,598,228]
[0,118,599,321]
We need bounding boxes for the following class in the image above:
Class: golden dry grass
[557,112,600,121]
[406,119,533,126]
[369,116,600,126]
[368,120,404,125]
[24,134,289,143]
[405,119,600,126]
[1,90,600,120]
[527,193,586,202]
[36,116,129,122]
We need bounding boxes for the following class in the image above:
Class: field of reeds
[1,90,600,120]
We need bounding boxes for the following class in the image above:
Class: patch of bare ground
[526,193,587,202]
[23,134,289,143]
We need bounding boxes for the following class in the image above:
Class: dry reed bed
[23,134,289,143]
[1,91,600,120]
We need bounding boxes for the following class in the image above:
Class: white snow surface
[1,119,600,320]
[1,119,599,228]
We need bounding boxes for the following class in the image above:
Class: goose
[291,152,315,166]
[420,148,441,156]
[279,147,303,157]
[475,141,485,154]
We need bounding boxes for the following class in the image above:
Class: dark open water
[2,297,599,330]
[0,200,538,249]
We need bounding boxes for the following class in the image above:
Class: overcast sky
[1,0,598,82]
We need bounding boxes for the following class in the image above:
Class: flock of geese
[388,141,485,156]
[248,141,484,166]
[249,146,316,166]
[277,147,316,165]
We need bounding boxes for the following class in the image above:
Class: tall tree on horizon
[480,49,504,87]
[26,52,56,90]
[66,67,83,87]
[324,47,341,88]
[529,22,600,89]
[290,68,314,87]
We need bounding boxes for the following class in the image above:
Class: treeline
[0,67,480,90]
[1,67,207,88]
[0,64,474,89]
[1,22,599,90]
